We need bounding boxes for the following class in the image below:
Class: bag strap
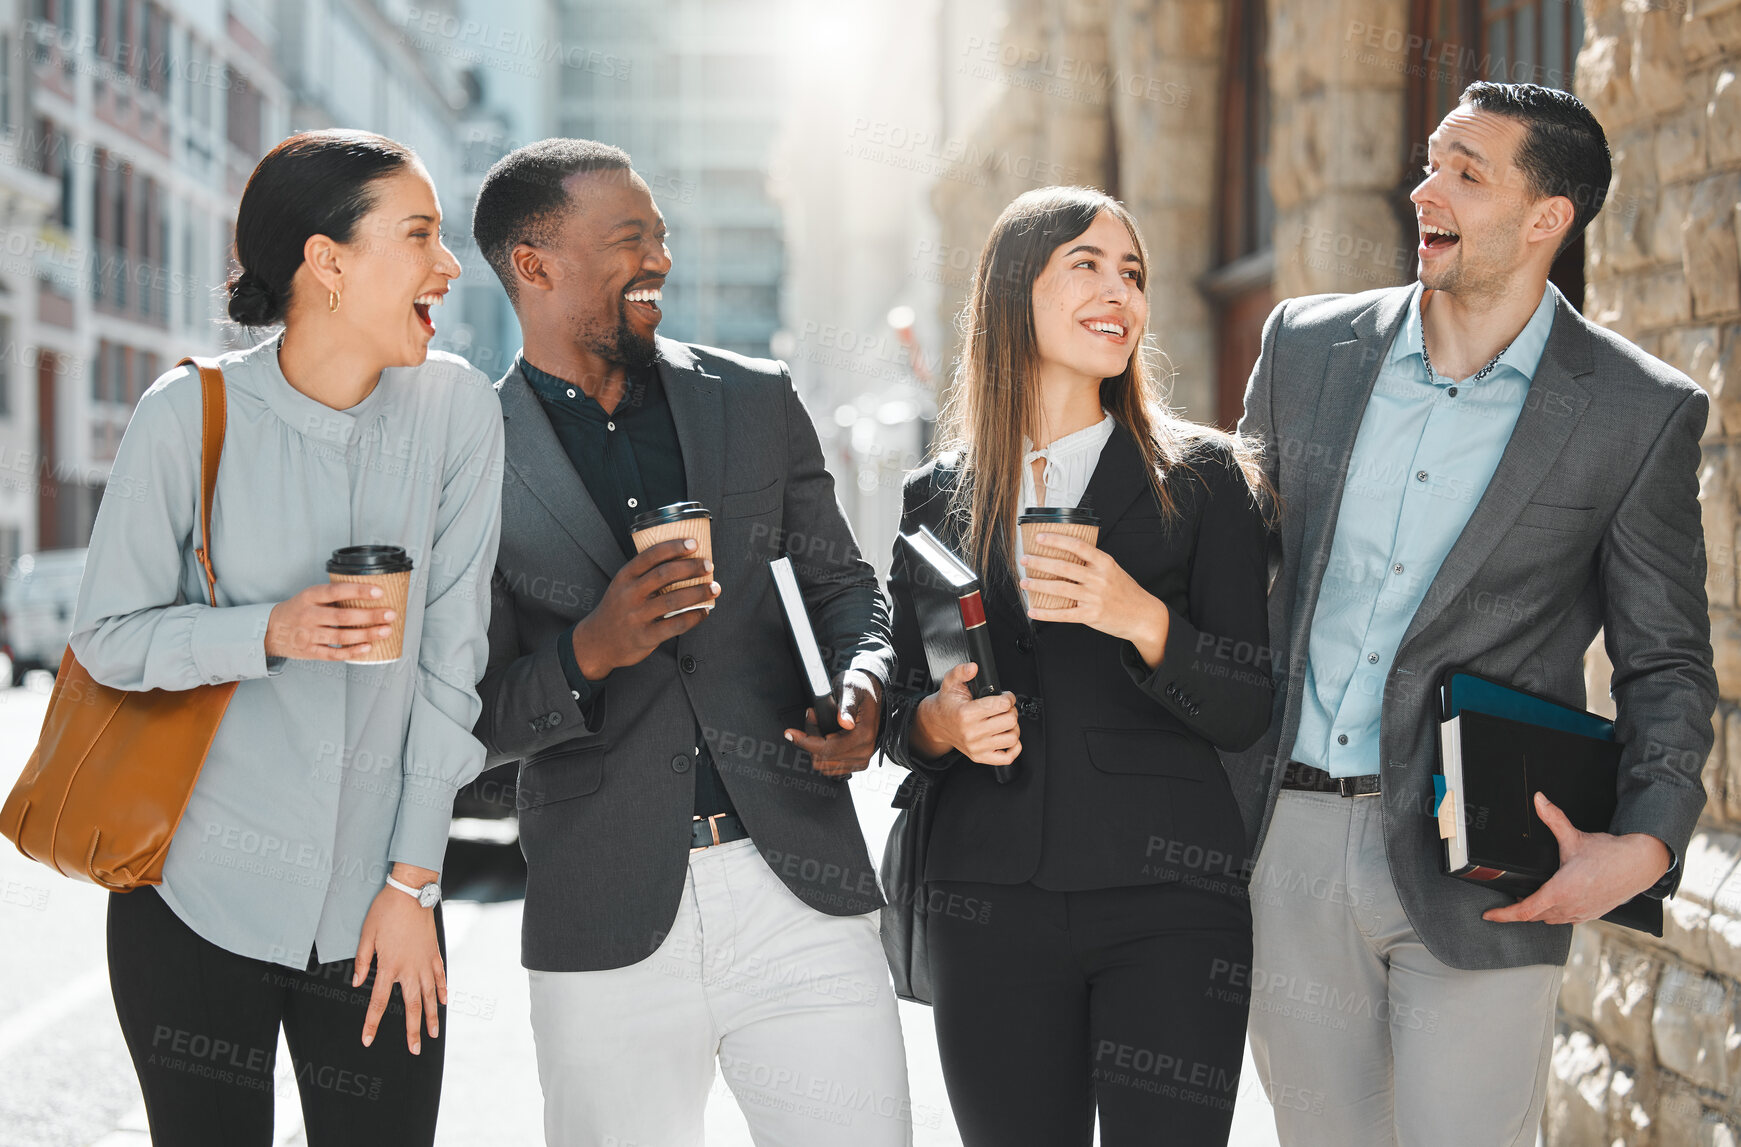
[174,356,226,609]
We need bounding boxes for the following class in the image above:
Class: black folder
[897,526,1011,782]
[1436,668,1663,936]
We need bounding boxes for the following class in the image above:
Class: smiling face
[539,168,671,368]
[1409,104,1568,298]
[1029,209,1148,388]
[325,164,461,367]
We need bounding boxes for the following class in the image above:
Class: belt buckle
[1338,777,1379,798]
[691,812,728,853]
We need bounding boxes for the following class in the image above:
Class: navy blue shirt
[519,353,737,819]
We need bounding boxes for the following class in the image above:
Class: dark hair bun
[227,270,278,327]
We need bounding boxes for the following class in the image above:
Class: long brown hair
[936,186,1271,580]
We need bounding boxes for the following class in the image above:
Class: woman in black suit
[882,186,1274,1146]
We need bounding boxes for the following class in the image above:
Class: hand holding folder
[1435,668,1665,936]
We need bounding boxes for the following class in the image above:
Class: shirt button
[1338,734,1349,745]
[627,497,638,508]
[571,690,581,701]
[681,654,697,673]
[1368,652,1379,663]
[1447,386,1458,397]
[1393,563,1404,573]
[670,753,692,774]
[566,388,576,398]
[1415,471,1428,482]
[607,421,616,431]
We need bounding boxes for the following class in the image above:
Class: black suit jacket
[475,338,895,972]
[881,426,1274,891]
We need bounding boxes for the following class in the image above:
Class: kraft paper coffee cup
[327,545,412,663]
[1018,507,1100,612]
[630,502,713,615]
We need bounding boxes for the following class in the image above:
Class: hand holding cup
[570,537,720,680]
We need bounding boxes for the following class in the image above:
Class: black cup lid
[630,501,711,533]
[327,545,413,575]
[1018,506,1100,526]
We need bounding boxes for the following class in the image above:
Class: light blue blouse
[1293,282,1556,778]
[69,335,505,967]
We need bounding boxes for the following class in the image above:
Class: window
[226,67,262,155]
[1207,0,1275,428]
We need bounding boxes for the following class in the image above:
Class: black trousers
[106,885,446,1147]
[928,878,1252,1146]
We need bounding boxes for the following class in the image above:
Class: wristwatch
[384,874,442,909]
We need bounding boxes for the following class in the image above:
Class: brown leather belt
[1281,760,1381,798]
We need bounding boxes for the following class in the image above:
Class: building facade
[552,0,786,359]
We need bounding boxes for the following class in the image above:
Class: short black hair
[471,138,634,304]
[1459,81,1612,255]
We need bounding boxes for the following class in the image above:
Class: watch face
[417,883,441,909]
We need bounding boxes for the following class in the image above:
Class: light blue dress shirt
[1293,282,1557,778]
[69,336,504,967]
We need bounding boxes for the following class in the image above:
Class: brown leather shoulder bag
[1,356,238,890]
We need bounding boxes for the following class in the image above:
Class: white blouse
[1015,410,1116,606]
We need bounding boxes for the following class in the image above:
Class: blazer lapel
[497,361,629,577]
[657,337,726,521]
[1397,288,1594,654]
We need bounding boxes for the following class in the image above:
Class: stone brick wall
[1267,0,1413,300]
[932,0,1226,417]
[1548,0,1741,1140]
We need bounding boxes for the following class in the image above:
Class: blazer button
[546,712,562,727]
[670,753,692,773]
[1016,636,1034,654]
[680,654,697,674]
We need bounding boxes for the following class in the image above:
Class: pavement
[0,680,1283,1146]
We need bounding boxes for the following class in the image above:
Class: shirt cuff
[189,602,277,686]
[1644,841,1681,900]
[556,625,600,723]
[386,777,459,874]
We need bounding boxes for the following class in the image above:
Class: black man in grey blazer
[470,140,911,1146]
[1227,83,1716,1146]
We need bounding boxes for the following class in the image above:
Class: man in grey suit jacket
[470,140,911,1145]
[1228,83,1716,1145]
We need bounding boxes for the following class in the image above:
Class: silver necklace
[1420,331,1508,385]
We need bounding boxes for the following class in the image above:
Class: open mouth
[1421,223,1461,251]
[413,291,444,335]
[1082,318,1127,342]
[624,286,662,319]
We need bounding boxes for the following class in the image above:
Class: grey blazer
[474,337,896,973]
[1228,283,1716,971]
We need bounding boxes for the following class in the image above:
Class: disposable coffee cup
[327,545,413,663]
[1018,507,1101,612]
[630,502,714,616]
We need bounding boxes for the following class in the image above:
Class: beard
[575,298,657,368]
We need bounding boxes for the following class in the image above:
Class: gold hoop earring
[328,289,341,313]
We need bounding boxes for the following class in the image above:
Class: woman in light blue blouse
[70,129,504,1146]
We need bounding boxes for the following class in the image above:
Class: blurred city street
[0,680,1282,1146]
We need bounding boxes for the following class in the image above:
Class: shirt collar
[1022,410,1116,459]
[1390,281,1557,386]
[517,351,663,415]
[251,332,391,445]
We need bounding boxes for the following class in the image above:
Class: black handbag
[879,768,940,1005]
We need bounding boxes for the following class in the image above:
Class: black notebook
[897,526,1010,782]
[1437,670,1663,935]
[768,557,840,736]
